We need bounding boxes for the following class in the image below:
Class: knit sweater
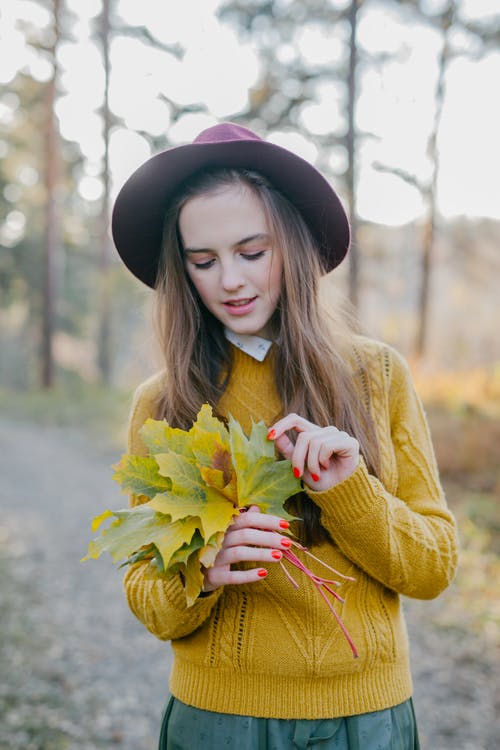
[123,337,458,720]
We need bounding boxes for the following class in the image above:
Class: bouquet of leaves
[83,404,358,656]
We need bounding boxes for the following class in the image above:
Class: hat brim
[112,139,350,288]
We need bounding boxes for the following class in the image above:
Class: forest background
[0,0,499,748]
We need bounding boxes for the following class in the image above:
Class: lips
[225,297,256,306]
[223,296,257,315]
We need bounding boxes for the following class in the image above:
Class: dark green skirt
[159,696,420,750]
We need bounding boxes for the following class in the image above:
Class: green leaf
[83,505,162,563]
[228,415,301,514]
[83,504,199,571]
[155,451,202,488]
[168,529,205,568]
[113,455,171,498]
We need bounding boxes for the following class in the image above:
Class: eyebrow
[183,233,271,254]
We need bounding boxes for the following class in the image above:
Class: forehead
[178,184,269,247]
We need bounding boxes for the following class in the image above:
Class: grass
[0,382,132,450]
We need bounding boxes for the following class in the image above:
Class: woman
[111,122,458,749]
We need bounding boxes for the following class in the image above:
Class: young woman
[111,123,458,749]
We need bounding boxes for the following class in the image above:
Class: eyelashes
[192,250,267,270]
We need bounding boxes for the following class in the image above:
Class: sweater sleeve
[122,375,224,641]
[307,348,459,600]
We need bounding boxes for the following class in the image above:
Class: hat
[112,122,350,288]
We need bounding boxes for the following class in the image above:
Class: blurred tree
[96,0,113,385]
[41,0,63,388]
[0,0,82,388]
[91,5,189,384]
[376,0,500,359]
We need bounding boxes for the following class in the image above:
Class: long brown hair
[154,168,380,544]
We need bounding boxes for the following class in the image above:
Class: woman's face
[179,184,283,339]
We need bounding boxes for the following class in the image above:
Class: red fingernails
[281,538,292,548]
[293,467,301,478]
[311,473,320,482]
[267,429,276,440]
[257,568,268,578]
[271,550,282,560]
[279,519,290,529]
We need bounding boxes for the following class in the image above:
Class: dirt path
[0,419,498,749]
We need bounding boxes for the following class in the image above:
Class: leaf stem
[279,546,358,658]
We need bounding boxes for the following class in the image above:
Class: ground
[0,416,498,749]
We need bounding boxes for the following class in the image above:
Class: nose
[220,259,244,291]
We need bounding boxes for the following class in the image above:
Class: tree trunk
[415,5,453,359]
[346,0,359,310]
[97,0,113,384]
[41,0,61,389]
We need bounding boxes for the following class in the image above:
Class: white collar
[224,328,273,362]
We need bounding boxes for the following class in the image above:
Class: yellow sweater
[123,337,458,719]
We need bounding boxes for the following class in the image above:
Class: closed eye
[192,258,216,270]
[242,250,266,261]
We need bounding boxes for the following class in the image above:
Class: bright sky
[0,0,499,227]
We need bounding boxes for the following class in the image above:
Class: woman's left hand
[268,414,360,492]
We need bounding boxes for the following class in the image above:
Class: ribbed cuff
[306,459,385,529]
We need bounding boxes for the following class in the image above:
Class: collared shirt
[224,328,273,362]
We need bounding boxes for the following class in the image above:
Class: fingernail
[311,473,320,482]
[281,538,292,548]
[267,429,276,440]
[257,568,268,578]
[271,550,282,559]
[293,467,301,478]
[279,519,290,529]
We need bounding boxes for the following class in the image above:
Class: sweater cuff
[306,458,382,529]
[166,571,223,612]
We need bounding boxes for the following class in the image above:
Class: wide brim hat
[112,122,350,288]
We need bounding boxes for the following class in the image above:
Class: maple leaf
[184,551,206,606]
[85,404,301,603]
[228,415,301,515]
[83,504,199,571]
[153,438,238,539]
[140,418,194,458]
[112,455,171,498]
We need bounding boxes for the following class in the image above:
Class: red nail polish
[293,467,301,478]
[271,550,282,559]
[267,429,276,440]
[279,519,290,529]
[281,538,292,548]
[257,568,268,577]
[311,473,320,482]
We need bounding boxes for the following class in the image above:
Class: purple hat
[112,122,350,288]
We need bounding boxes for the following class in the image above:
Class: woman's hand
[202,506,290,593]
[267,414,360,492]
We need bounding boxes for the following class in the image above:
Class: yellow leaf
[155,516,200,570]
[91,509,114,533]
[199,531,225,568]
[140,418,194,457]
[184,551,205,606]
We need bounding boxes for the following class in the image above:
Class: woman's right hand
[201,505,291,593]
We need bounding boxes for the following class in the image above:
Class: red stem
[279,546,358,658]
